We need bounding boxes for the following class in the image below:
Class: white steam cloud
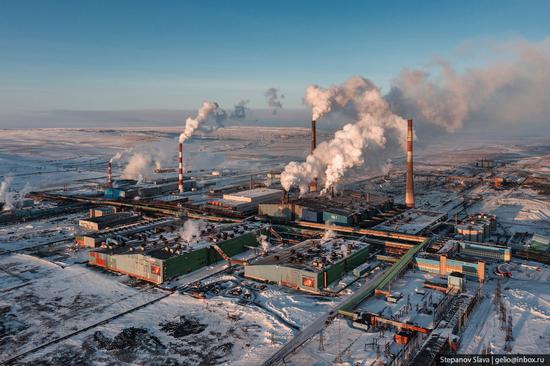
[121,141,174,181]
[387,37,550,132]
[264,88,284,114]
[281,76,407,194]
[0,177,32,211]
[281,38,550,194]
[179,101,220,143]
[320,229,337,243]
[0,176,15,210]
[179,220,207,243]
[258,233,270,254]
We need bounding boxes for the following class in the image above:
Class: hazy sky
[0,0,549,125]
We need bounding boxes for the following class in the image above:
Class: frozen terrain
[1,126,549,364]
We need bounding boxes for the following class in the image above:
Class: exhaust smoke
[280,76,407,195]
[264,88,284,114]
[179,101,221,143]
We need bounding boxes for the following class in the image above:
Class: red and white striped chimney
[405,119,415,208]
[107,160,112,186]
[178,142,184,193]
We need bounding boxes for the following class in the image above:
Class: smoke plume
[0,176,15,210]
[320,229,337,243]
[387,37,550,133]
[281,38,550,194]
[257,233,270,254]
[281,76,407,194]
[121,141,174,180]
[110,151,123,163]
[230,100,249,120]
[0,177,32,211]
[340,243,350,257]
[179,101,221,143]
[179,220,207,243]
[264,88,284,114]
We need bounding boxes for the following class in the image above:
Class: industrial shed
[206,188,283,215]
[245,238,372,293]
[78,212,140,231]
[258,190,394,226]
[414,253,485,282]
[89,231,261,284]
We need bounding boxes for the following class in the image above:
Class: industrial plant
[0,67,550,366]
[1,103,549,365]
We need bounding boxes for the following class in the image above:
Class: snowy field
[460,261,550,354]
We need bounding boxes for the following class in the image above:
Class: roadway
[262,268,389,366]
[262,237,431,366]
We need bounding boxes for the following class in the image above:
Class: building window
[302,277,315,287]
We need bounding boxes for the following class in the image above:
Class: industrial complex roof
[223,188,283,202]
[252,237,370,272]
[374,209,446,235]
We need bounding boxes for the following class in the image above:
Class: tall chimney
[309,120,318,192]
[405,119,415,208]
[178,142,184,193]
[311,120,317,153]
[107,160,112,187]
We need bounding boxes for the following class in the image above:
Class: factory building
[89,231,260,284]
[528,234,550,253]
[78,212,140,231]
[244,238,372,293]
[75,217,177,248]
[374,209,446,235]
[104,179,196,200]
[475,158,496,169]
[206,188,283,215]
[455,213,497,242]
[414,254,485,283]
[89,206,117,218]
[458,241,511,262]
[258,191,394,226]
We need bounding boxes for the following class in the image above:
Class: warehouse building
[414,254,485,283]
[89,206,117,218]
[528,234,550,253]
[455,213,497,242]
[457,241,510,262]
[259,190,394,226]
[374,209,446,235]
[206,188,283,215]
[475,158,496,169]
[244,237,372,293]
[104,179,196,200]
[89,229,261,284]
[78,212,141,231]
[76,217,178,248]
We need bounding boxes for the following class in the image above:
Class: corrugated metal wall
[244,265,322,292]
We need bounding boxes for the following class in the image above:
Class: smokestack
[107,160,112,187]
[405,119,415,208]
[311,120,317,153]
[178,142,183,193]
[309,120,318,193]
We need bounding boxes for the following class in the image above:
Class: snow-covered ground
[1,127,550,364]
[467,186,550,236]
[460,260,550,354]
